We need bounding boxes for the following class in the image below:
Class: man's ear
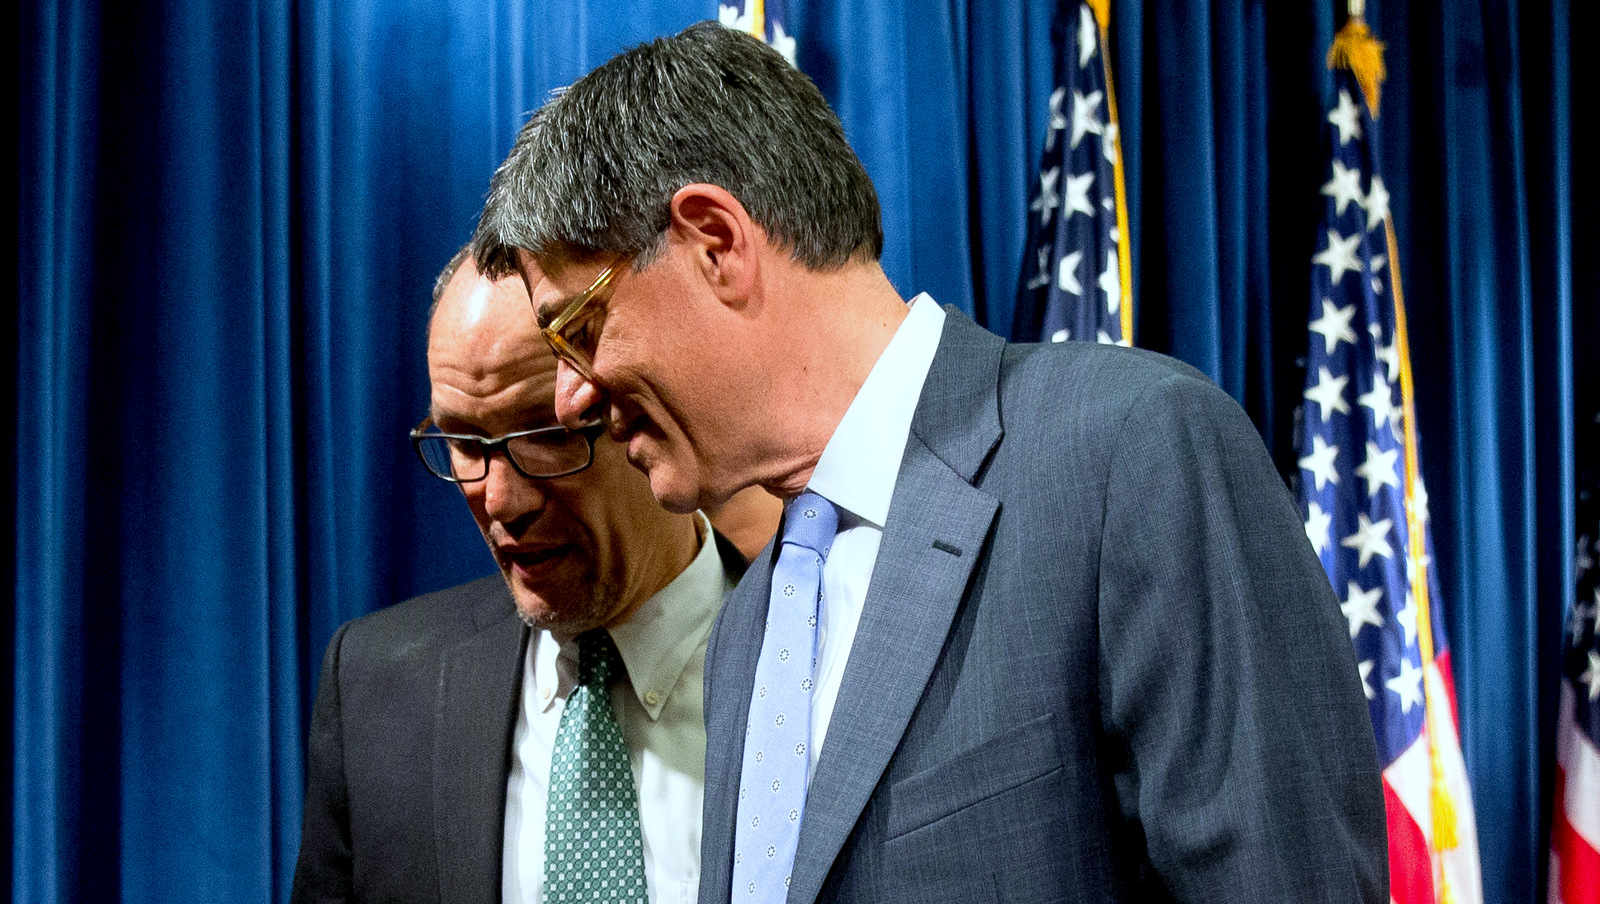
[669,183,760,307]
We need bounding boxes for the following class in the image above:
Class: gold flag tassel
[1391,221,1461,904]
[744,0,766,42]
[1327,1,1387,116]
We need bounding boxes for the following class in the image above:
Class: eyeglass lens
[416,431,591,481]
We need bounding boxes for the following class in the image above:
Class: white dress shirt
[503,512,733,904]
[802,294,946,775]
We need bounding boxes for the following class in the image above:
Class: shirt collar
[533,512,730,720]
[603,511,732,719]
[806,294,946,526]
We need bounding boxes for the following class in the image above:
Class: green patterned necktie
[543,629,649,903]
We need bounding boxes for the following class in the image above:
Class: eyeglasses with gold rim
[534,258,629,384]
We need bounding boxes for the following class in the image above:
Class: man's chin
[509,592,602,635]
[646,470,702,515]
[501,568,622,636]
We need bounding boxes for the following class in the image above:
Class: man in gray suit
[472,23,1386,903]
[291,249,776,903]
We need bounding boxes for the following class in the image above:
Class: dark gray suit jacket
[291,575,527,904]
[699,311,1387,904]
[293,535,745,904]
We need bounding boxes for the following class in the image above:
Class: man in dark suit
[290,249,774,904]
[471,23,1386,903]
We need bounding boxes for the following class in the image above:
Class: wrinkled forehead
[431,267,540,352]
[427,267,557,416]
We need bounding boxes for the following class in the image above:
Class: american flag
[1011,0,1131,346]
[719,0,796,67]
[1550,408,1600,903]
[1293,27,1484,904]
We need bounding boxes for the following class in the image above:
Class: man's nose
[482,453,545,524]
[552,359,605,430]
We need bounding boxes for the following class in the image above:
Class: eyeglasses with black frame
[410,416,607,483]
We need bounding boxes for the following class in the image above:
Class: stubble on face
[490,534,624,635]
[430,259,660,638]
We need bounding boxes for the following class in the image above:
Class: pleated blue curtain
[18,2,306,900]
[12,0,1590,902]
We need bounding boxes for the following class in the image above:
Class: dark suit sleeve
[291,622,355,904]
[1094,371,1387,902]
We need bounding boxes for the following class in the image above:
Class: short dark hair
[432,244,474,307]
[472,22,883,274]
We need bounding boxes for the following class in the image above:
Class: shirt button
[541,686,552,701]
[644,690,662,706]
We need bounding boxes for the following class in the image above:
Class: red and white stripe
[1381,651,1483,904]
[1549,681,1600,904]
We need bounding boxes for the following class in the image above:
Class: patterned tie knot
[781,492,838,557]
[577,629,622,689]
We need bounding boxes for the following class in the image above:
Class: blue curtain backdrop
[11,0,1590,902]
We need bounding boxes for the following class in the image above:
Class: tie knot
[782,492,838,557]
[577,629,622,689]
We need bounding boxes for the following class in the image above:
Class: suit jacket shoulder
[291,575,526,904]
[701,310,1386,904]
[934,313,1385,902]
[333,575,517,673]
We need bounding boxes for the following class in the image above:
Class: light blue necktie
[732,492,837,902]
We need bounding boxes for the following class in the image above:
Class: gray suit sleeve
[1094,371,1387,902]
[291,622,355,904]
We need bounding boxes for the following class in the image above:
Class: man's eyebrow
[530,288,579,327]
[429,413,563,436]
[428,411,477,435]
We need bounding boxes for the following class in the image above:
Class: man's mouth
[499,544,570,581]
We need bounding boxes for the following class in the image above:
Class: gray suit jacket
[292,534,746,904]
[699,310,1386,903]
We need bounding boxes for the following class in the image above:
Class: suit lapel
[434,596,528,904]
[701,540,777,902]
[787,310,1005,903]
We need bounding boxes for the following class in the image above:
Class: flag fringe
[1431,765,1460,849]
[747,0,766,40]
[1327,18,1386,117]
[1390,213,1465,869]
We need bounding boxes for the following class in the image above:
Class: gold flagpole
[1332,3,1462,899]
[1086,0,1133,344]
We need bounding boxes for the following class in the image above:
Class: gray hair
[471,21,883,275]
[432,244,474,306]
[424,244,475,348]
